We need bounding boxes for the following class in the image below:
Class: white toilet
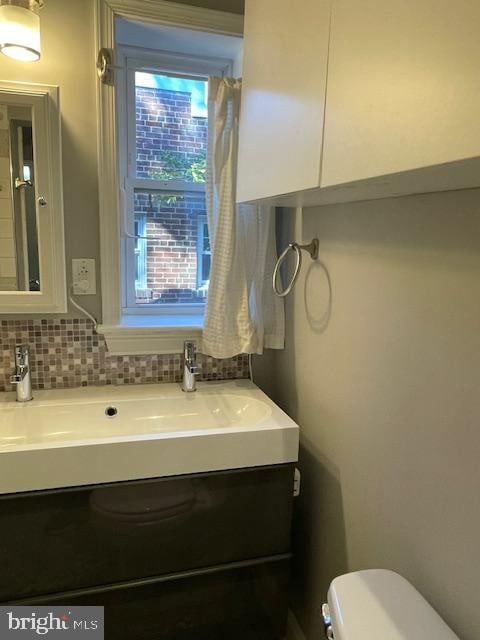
[323,569,459,639]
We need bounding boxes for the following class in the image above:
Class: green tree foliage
[150,151,206,183]
[149,151,206,205]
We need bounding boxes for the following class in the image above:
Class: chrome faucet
[182,341,198,392]
[10,344,33,402]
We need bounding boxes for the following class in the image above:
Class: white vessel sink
[0,380,299,494]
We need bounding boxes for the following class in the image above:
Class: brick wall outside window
[135,86,208,305]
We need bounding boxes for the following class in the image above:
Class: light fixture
[0,0,43,62]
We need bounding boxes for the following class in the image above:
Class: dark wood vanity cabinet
[0,464,294,639]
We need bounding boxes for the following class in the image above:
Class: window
[118,51,230,317]
[96,3,243,352]
[128,69,208,310]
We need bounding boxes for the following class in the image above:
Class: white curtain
[202,77,284,360]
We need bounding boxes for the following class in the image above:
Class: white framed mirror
[0,81,66,313]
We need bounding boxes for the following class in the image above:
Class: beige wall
[268,190,480,640]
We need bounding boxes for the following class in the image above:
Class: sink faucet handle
[184,340,196,362]
[184,341,198,374]
[182,341,199,392]
[11,344,33,401]
[15,343,30,366]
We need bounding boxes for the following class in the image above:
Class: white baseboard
[285,610,307,640]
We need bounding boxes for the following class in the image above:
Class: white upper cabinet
[237,0,480,206]
[236,0,331,203]
[322,0,480,186]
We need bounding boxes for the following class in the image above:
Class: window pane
[203,223,211,252]
[135,72,207,183]
[201,254,211,283]
[134,216,147,293]
[134,190,210,305]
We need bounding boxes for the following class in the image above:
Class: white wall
[268,189,480,640]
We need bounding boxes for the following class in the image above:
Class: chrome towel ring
[273,238,319,297]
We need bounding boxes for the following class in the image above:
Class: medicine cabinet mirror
[0,81,66,313]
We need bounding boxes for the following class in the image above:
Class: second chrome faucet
[182,341,198,392]
[10,344,33,402]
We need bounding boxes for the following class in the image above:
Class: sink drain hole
[105,406,118,418]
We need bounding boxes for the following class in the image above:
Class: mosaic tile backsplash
[0,319,249,391]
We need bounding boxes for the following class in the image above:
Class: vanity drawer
[12,555,290,640]
[0,464,294,601]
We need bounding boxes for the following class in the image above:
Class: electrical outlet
[72,259,96,295]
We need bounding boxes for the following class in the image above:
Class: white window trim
[94,0,243,354]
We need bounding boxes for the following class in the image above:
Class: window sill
[98,315,203,355]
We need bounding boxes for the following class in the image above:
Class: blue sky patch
[136,72,208,118]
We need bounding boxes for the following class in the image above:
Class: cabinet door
[321,0,480,187]
[237,0,331,203]
[16,557,290,640]
[0,465,294,601]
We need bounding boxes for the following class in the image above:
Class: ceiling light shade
[0,1,42,62]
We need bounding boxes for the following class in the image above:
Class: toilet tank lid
[327,569,459,640]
